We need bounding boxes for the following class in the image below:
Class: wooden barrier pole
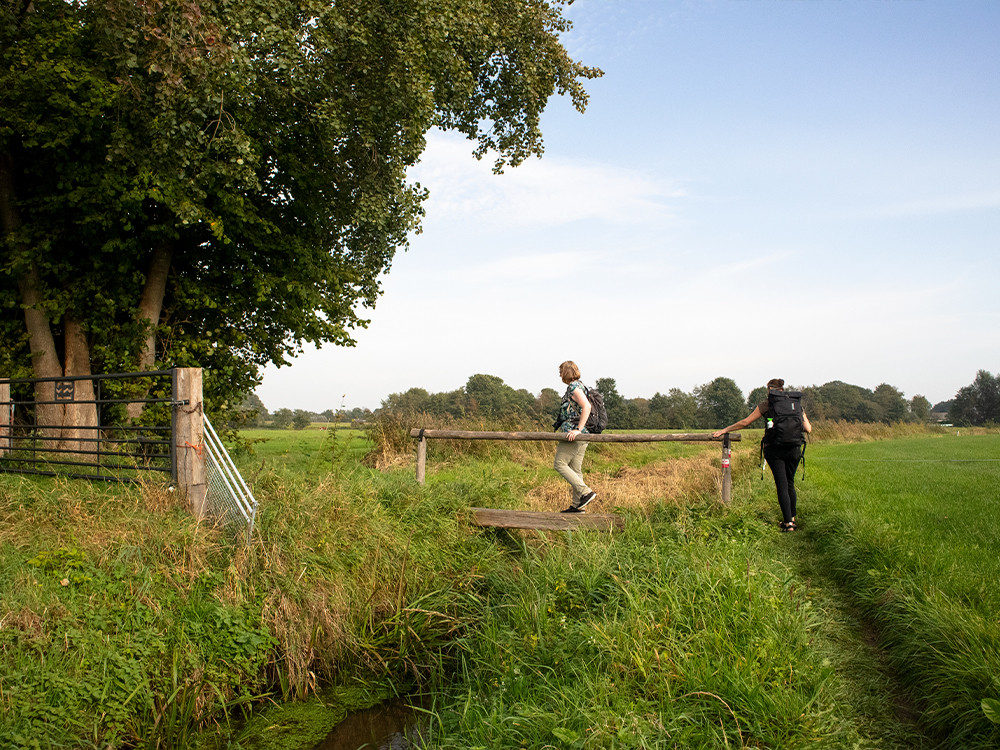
[408,429,740,443]
[173,368,207,518]
[721,433,732,505]
[409,430,742,502]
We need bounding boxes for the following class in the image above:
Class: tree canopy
[0,0,600,410]
[950,370,1000,426]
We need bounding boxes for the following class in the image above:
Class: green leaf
[552,727,581,744]
[984,698,1000,724]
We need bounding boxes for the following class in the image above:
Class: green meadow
[0,425,998,748]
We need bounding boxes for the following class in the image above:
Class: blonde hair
[767,378,785,390]
[559,361,581,383]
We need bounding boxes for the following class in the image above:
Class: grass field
[0,424,997,748]
[794,432,1000,747]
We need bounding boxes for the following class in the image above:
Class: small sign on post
[0,382,11,457]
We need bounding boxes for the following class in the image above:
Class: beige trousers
[554,440,591,502]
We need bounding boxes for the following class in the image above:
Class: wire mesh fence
[203,415,258,541]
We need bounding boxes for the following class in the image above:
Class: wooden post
[721,433,732,505]
[173,368,207,518]
[0,382,10,457]
[416,432,427,485]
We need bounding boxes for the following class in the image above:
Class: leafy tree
[951,370,1000,426]
[872,383,908,423]
[235,392,268,427]
[292,410,312,430]
[271,408,293,430]
[649,388,697,429]
[746,386,768,412]
[344,407,373,423]
[804,380,891,423]
[0,0,601,433]
[381,388,433,415]
[465,373,534,417]
[693,377,744,429]
[428,389,468,419]
[746,385,768,427]
[909,395,931,423]
[624,397,649,429]
[537,388,561,422]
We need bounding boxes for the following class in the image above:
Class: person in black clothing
[713,378,812,531]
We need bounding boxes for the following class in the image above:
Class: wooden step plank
[470,507,624,532]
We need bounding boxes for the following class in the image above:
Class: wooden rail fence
[409,429,741,504]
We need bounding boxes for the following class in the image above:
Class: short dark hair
[767,378,785,390]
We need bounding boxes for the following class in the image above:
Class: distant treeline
[241,369,998,431]
[375,374,936,431]
[236,392,372,429]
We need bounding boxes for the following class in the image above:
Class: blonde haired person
[713,378,812,531]
[554,361,597,513]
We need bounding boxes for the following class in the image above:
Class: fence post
[173,368,207,518]
[721,433,732,505]
[0,381,10,457]
[416,433,427,485]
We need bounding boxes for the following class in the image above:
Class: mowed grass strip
[802,433,1000,749]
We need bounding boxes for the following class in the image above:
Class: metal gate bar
[0,370,176,483]
[203,415,258,540]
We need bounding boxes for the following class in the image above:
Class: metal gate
[0,369,178,483]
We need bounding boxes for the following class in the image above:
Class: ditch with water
[309,698,424,750]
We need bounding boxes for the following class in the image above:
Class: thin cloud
[413,131,685,230]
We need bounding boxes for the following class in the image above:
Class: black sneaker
[560,506,584,514]
[575,491,597,511]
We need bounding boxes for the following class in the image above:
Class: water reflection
[311,699,423,750]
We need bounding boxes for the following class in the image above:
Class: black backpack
[584,385,608,434]
[555,384,608,433]
[763,389,805,446]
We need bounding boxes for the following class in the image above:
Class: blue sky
[257,0,1000,412]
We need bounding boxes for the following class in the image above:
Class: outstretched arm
[712,406,762,438]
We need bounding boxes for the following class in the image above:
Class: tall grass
[417,503,897,749]
[1,423,985,748]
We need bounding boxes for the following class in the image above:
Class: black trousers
[763,443,802,524]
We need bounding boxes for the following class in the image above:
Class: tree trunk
[17,265,66,444]
[60,317,98,458]
[126,241,173,421]
[3,154,67,443]
[4,151,98,454]
[136,241,172,371]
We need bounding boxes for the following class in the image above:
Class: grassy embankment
[1,420,997,748]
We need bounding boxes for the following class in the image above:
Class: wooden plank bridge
[471,507,625,532]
